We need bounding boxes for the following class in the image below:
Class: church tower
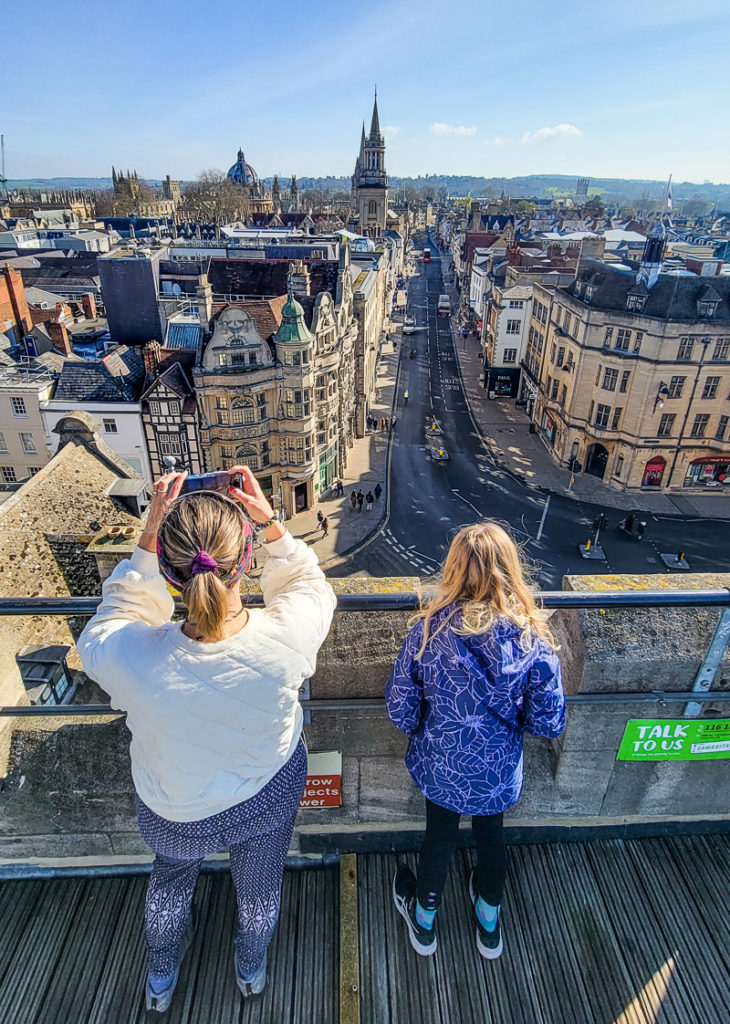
[352,91,388,237]
[271,174,281,210]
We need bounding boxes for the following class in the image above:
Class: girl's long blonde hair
[412,520,557,658]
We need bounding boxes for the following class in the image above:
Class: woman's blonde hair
[412,520,557,658]
[158,494,248,641]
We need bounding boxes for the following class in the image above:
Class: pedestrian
[77,466,336,1011]
[350,491,357,512]
[391,416,398,431]
[366,491,374,511]
[385,417,390,431]
[404,390,409,405]
[374,482,383,501]
[386,521,564,960]
[317,510,324,528]
[336,479,344,497]
[321,516,329,538]
[380,417,385,431]
[356,489,364,513]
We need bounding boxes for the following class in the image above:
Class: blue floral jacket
[385,608,565,815]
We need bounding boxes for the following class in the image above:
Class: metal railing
[0,588,728,718]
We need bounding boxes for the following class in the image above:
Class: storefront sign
[617,719,730,761]
[299,750,343,807]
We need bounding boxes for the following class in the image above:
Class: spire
[360,123,366,157]
[370,88,380,138]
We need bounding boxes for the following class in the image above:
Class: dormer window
[697,300,718,319]
[626,293,646,313]
[584,285,593,303]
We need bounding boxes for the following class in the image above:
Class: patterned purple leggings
[136,739,307,978]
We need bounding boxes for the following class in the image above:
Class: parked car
[403,318,416,335]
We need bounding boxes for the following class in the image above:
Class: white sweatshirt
[77,531,336,822]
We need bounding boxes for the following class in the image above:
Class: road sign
[617,719,730,761]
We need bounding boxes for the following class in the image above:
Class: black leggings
[416,798,506,910]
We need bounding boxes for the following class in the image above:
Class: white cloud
[382,125,400,139]
[493,136,507,146]
[429,122,477,137]
[522,123,581,143]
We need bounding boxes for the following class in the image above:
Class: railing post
[685,607,730,717]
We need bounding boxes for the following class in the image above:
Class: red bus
[423,248,431,263]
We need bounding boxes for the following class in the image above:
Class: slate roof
[25,286,67,308]
[207,259,339,300]
[574,261,730,321]
[54,345,145,402]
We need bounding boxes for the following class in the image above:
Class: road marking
[536,494,551,541]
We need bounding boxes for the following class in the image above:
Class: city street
[334,232,730,586]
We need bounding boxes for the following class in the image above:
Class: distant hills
[6,173,730,205]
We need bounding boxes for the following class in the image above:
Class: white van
[437,294,451,315]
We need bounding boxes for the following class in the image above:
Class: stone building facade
[192,253,358,515]
[529,257,730,492]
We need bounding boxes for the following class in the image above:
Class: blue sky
[5,0,729,184]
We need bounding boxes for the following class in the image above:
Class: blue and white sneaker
[392,865,438,956]
[469,871,503,959]
[145,907,198,1013]
[235,947,267,997]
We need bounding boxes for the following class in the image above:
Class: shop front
[684,456,730,488]
[488,367,520,399]
[642,456,666,489]
[319,442,338,494]
[541,410,557,446]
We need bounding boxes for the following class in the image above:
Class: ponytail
[184,571,230,641]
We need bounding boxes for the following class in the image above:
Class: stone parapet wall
[0,574,728,864]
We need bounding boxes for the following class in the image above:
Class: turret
[637,218,666,289]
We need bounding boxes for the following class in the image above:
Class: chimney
[142,340,162,379]
[2,267,32,336]
[196,274,213,330]
[577,234,606,271]
[288,260,310,297]
[81,291,97,319]
[47,320,73,357]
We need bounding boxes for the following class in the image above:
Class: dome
[274,294,314,344]
[227,148,259,187]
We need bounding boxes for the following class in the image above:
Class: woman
[386,521,564,960]
[77,466,336,1011]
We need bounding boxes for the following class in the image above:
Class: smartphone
[179,471,242,495]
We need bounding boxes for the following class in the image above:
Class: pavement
[450,303,730,520]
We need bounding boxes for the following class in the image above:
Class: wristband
[254,511,281,532]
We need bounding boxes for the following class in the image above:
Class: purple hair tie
[190,550,218,575]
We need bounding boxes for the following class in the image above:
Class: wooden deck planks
[1,836,730,1023]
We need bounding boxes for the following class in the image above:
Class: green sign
[617,719,730,761]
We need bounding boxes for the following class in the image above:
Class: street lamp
[653,382,669,413]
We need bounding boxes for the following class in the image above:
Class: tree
[301,188,324,213]
[516,199,536,215]
[182,169,250,224]
[682,198,712,219]
[584,195,605,219]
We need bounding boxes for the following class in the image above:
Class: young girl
[386,521,565,960]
